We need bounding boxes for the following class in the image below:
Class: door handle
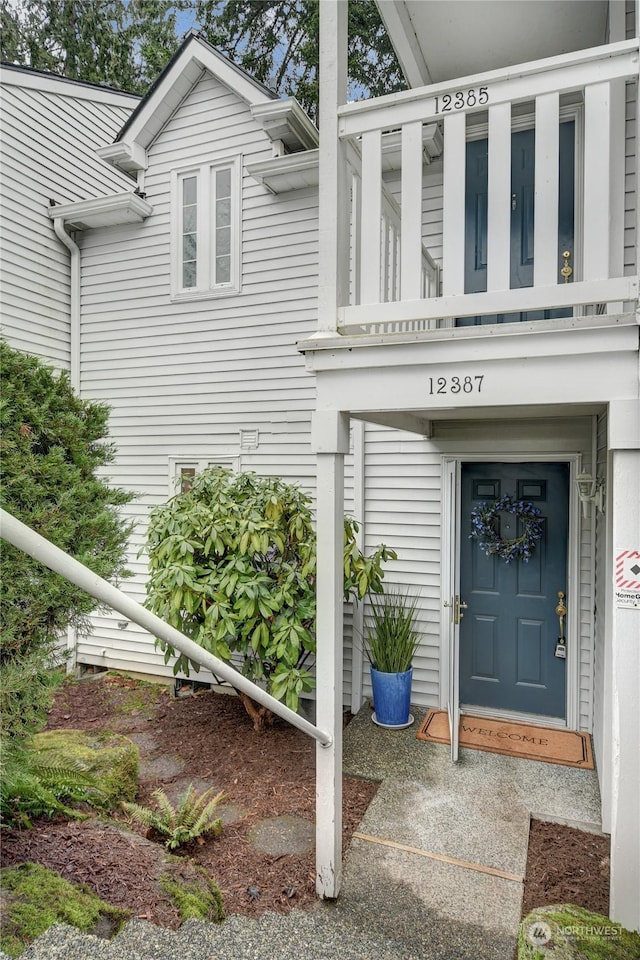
[561,250,573,283]
[555,590,567,659]
[444,595,468,625]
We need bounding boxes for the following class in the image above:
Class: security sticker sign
[615,549,640,608]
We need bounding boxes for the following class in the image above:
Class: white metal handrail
[0,508,332,748]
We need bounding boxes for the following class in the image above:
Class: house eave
[246,150,319,193]
[48,192,153,229]
[250,98,319,152]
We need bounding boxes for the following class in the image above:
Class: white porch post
[318,0,348,334]
[315,0,349,896]
[312,409,350,898]
[606,401,640,932]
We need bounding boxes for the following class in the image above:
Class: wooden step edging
[352,832,524,884]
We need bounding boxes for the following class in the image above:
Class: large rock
[33,729,138,809]
[519,904,640,959]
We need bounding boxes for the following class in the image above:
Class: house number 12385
[429,375,485,395]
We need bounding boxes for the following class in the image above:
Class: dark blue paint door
[460,122,575,325]
[459,463,569,718]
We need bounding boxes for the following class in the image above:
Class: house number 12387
[429,375,485,395]
[434,87,489,113]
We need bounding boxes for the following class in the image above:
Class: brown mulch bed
[1,674,611,930]
[1,674,378,923]
[521,817,610,918]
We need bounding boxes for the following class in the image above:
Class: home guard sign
[615,549,640,609]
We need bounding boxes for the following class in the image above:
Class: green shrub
[144,467,396,714]
[363,587,421,673]
[0,340,134,789]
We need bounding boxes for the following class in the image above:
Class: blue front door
[459,463,569,718]
[460,122,575,325]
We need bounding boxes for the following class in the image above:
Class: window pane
[216,197,231,228]
[182,260,197,288]
[215,255,231,283]
[183,206,196,232]
[216,225,231,256]
[182,176,197,205]
[216,167,231,198]
[183,233,197,260]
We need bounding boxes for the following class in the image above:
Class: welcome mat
[416,709,594,769]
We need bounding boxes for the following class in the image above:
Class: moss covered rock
[0,863,129,957]
[33,729,138,810]
[519,904,640,959]
[160,865,225,923]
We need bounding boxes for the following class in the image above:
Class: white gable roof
[99,33,277,172]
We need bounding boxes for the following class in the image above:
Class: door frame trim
[440,452,582,730]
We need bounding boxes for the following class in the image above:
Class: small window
[173,158,241,299]
[170,458,240,495]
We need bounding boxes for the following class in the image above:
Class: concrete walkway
[15,705,602,960]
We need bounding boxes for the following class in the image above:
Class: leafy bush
[144,467,396,718]
[123,785,224,850]
[0,342,133,772]
[0,340,134,823]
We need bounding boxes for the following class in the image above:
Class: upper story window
[172,157,241,299]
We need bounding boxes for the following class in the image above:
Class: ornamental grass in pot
[363,587,421,728]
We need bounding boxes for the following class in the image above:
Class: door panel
[460,122,575,325]
[459,462,569,718]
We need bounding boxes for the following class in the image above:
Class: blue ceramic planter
[370,666,413,727]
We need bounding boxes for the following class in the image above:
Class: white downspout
[52,217,80,393]
[53,217,81,669]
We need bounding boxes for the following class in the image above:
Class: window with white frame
[170,457,239,495]
[173,157,241,298]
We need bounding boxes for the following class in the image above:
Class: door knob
[445,595,468,625]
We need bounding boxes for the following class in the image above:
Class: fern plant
[1,742,101,827]
[123,785,224,850]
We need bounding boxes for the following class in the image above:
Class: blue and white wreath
[469,495,543,564]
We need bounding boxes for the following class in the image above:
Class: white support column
[487,102,512,292]
[312,409,350,899]
[442,112,467,296]
[533,92,560,287]
[360,129,382,305]
[606,401,640,933]
[318,0,348,333]
[583,82,612,281]
[400,120,424,301]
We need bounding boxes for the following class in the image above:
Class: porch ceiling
[351,403,607,437]
[378,1,609,87]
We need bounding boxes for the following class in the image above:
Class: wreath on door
[469,495,543,564]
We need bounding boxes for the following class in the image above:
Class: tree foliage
[195,0,405,121]
[1,0,405,116]
[0,341,134,755]
[0,0,182,93]
[144,467,396,722]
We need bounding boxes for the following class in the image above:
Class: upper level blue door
[459,463,569,718]
[459,122,575,325]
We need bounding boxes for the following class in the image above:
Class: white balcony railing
[339,39,639,336]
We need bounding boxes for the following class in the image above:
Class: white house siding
[76,70,358,702]
[360,417,596,728]
[0,69,136,369]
